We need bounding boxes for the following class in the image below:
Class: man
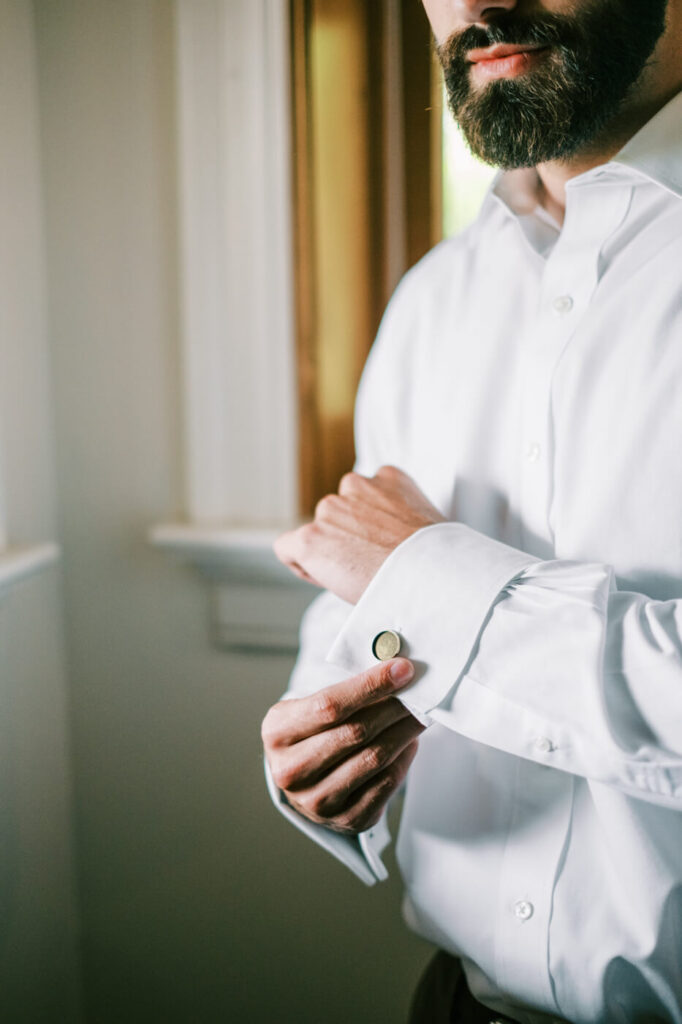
[262,1,682,1021]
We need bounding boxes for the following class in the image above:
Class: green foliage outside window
[442,94,496,238]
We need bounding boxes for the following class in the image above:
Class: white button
[525,442,541,463]
[552,294,574,314]
[534,736,554,753]
[514,899,534,921]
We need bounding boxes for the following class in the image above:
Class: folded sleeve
[327,522,682,807]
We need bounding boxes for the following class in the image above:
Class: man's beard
[438,0,668,169]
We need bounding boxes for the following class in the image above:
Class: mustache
[437,14,581,64]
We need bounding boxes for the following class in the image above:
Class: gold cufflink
[372,630,402,661]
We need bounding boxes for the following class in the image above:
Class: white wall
[34,2,431,1021]
[0,2,83,1019]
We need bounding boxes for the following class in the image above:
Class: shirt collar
[488,169,561,257]
[489,88,682,217]
[612,89,682,198]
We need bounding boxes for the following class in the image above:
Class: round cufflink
[372,629,402,661]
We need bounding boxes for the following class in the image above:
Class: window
[290,0,439,513]
[156,0,497,646]
[290,2,495,513]
[441,93,496,237]
[173,0,299,527]
[169,0,494,529]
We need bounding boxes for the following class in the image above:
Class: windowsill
[149,523,317,652]
[0,543,61,595]
[149,522,303,582]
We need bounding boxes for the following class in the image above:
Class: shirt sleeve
[264,267,431,884]
[327,521,682,808]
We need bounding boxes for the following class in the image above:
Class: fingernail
[390,659,414,683]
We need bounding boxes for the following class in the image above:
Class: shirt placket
[518,185,632,557]
[494,759,575,1015]
[495,184,633,1014]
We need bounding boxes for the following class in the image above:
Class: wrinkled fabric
[270,94,682,1024]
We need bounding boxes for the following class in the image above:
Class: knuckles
[330,778,396,835]
[338,471,362,496]
[269,760,297,792]
[310,691,341,726]
[287,753,409,835]
[340,717,368,747]
[260,704,284,748]
[376,464,403,481]
[272,533,292,564]
[296,521,317,551]
[276,521,320,563]
[331,811,357,833]
[360,660,394,697]
[359,743,385,775]
[375,465,412,493]
[314,494,342,521]
[295,789,328,820]
[269,750,311,793]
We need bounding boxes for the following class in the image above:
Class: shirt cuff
[326,523,538,716]
[264,758,389,886]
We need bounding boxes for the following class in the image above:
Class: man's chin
[453,111,575,170]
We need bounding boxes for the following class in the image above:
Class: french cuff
[264,758,389,886]
[326,523,538,717]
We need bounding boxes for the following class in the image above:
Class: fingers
[337,468,411,514]
[339,465,411,497]
[314,494,410,546]
[338,467,443,524]
[273,526,321,582]
[267,696,412,792]
[289,739,420,836]
[332,739,419,834]
[262,658,424,835]
[292,713,425,812]
[261,658,415,748]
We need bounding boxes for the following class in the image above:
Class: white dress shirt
[268,93,682,1024]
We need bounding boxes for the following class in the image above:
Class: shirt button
[525,442,541,463]
[372,629,402,661]
[552,294,574,314]
[514,899,534,921]
[534,736,554,753]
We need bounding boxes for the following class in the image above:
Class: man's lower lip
[471,48,549,81]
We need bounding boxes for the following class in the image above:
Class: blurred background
[0,1,492,1020]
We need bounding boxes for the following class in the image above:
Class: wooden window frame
[154,0,442,650]
[291,0,440,513]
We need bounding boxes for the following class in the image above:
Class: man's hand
[274,465,445,604]
[262,658,424,835]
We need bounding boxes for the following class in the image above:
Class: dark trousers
[408,952,518,1024]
